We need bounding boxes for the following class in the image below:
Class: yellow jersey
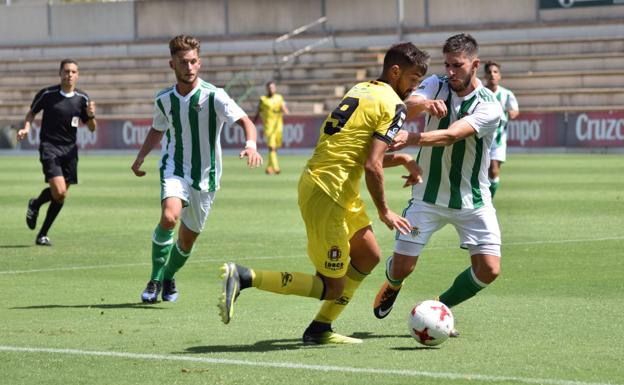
[305,80,406,208]
[258,94,285,128]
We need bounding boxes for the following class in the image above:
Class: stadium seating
[0,34,622,119]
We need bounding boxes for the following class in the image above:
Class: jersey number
[323,97,359,135]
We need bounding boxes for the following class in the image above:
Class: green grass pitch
[0,153,623,385]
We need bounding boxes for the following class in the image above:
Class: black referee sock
[38,200,64,238]
[33,187,52,209]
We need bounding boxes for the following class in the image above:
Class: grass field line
[1,235,623,276]
[0,345,618,385]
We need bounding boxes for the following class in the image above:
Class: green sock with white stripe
[489,177,500,198]
[150,224,174,281]
[438,267,487,308]
[163,242,191,280]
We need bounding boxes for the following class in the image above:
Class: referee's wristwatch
[87,115,96,120]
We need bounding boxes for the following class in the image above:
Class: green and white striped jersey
[411,75,503,209]
[491,85,519,148]
[152,79,246,192]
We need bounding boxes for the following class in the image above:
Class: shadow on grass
[0,245,32,248]
[11,302,166,310]
[184,338,315,353]
[350,331,410,340]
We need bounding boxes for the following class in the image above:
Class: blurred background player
[373,34,504,337]
[16,59,97,246]
[219,42,429,344]
[253,81,289,175]
[484,61,519,198]
[131,35,262,303]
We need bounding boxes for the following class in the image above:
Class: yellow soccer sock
[253,270,324,299]
[313,264,367,324]
[269,150,279,171]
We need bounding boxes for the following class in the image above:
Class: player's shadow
[11,302,166,310]
[350,331,411,340]
[184,338,320,354]
[0,245,32,248]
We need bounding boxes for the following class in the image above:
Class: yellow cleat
[217,262,240,324]
[302,331,363,345]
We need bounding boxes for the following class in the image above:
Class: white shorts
[489,139,507,162]
[395,199,501,257]
[161,176,216,234]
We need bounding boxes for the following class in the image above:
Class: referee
[16,59,97,246]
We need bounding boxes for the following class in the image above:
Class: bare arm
[365,139,411,234]
[131,127,164,177]
[281,101,290,115]
[16,110,36,141]
[391,119,477,150]
[86,101,97,132]
[383,152,423,187]
[236,115,263,168]
[405,95,447,120]
[508,109,519,120]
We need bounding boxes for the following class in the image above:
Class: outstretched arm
[236,115,263,168]
[16,110,36,141]
[383,152,423,187]
[131,127,164,177]
[365,139,411,235]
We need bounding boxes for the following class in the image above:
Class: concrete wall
[0,4,48,44]
[326,0,397,32]
[50,2,135,43]
[540,5,624,21]
[404,0,427,29]
[428,0,536,26]
[1,0,624,46]
[136,0,226,39]
[228,0,322,35]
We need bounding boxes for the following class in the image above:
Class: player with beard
[219,42,430,344]
[372,34,504,337]
[484,61,519,198]
[131,34,262,303]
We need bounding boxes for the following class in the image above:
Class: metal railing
[224,16,335,107]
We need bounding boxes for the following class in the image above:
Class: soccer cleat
[141,280,161,303]
[162,279,178,302]
[373,281,402,319]
[218,262,241,324]
[302,330,363,345]
[26,199,39,230]
[449,328,460,338]
[35,235,52,246]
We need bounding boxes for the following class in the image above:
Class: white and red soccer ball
[407,300,454,346]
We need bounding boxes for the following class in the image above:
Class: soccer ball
[407,300,454,346]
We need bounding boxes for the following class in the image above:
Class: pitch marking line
[1,236,623,275]
[0,346,618,385]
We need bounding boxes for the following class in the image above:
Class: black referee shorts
[39,142,78,184]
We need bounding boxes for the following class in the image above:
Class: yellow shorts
[264,119,283,148]
[298,173,372,278]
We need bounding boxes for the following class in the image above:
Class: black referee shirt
[31,85,90,146]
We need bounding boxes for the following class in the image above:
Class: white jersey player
[373,34,504,338]
[484,61,519,198]
[131,34,262,304]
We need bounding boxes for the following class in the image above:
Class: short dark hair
[443,33,479,57]
[59,58,78,73]
[382,42,430,75]
[266,80,275,87]
[169,34,201,56]
[484,60,500,73]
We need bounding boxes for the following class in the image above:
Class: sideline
[0,345,617,385]
[1,236,623,275]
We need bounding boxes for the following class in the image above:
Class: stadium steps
[1,34,622,116]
